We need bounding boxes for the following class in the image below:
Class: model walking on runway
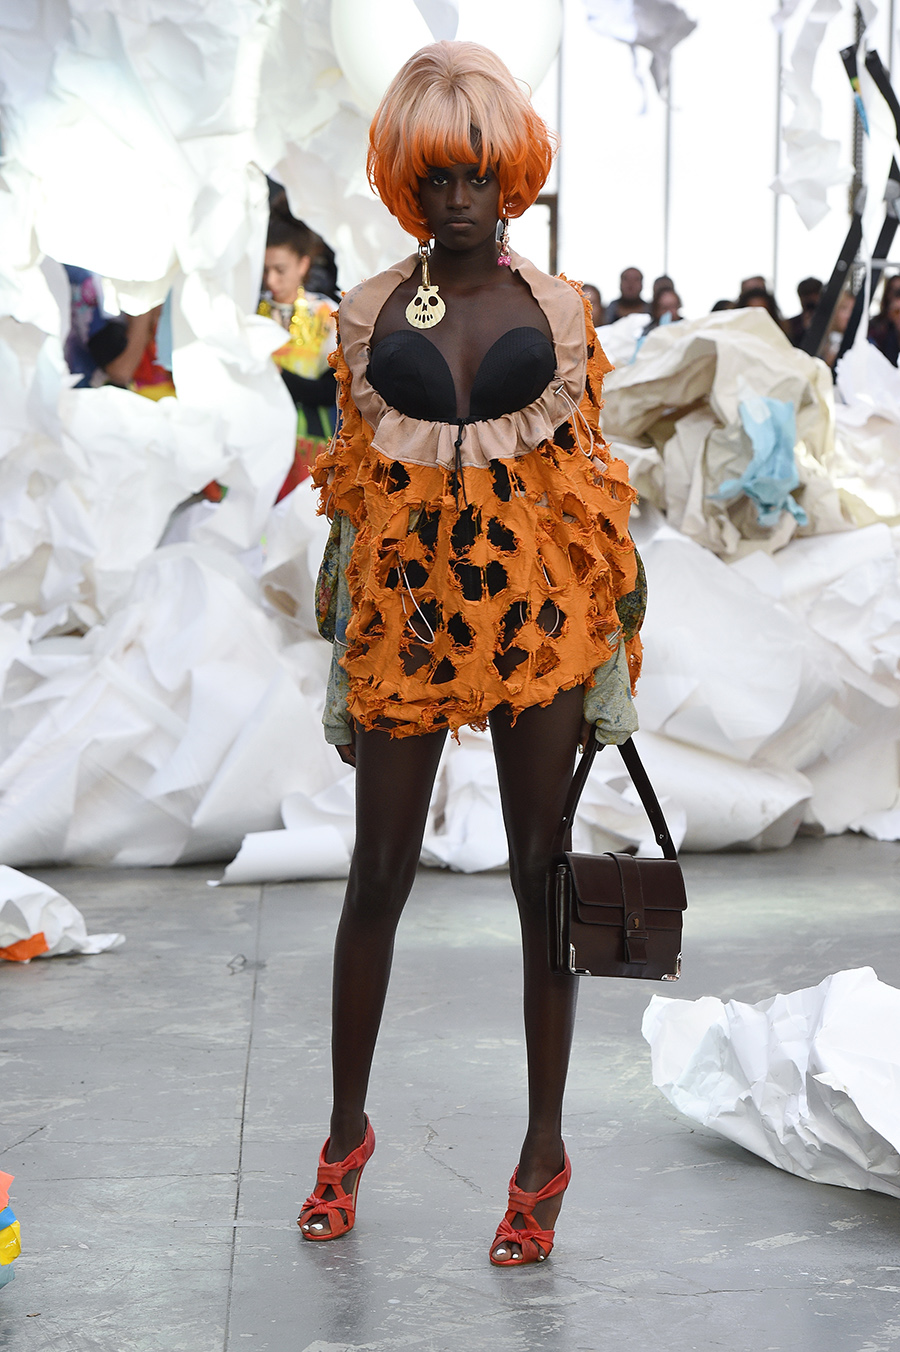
[302,39,643,1265]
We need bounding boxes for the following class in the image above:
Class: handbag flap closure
[564,853,687,930]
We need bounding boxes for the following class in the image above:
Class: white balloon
[330,0,562,116]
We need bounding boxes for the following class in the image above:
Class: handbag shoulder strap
[552,737,679,861]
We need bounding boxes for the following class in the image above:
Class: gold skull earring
[405,241,446,329]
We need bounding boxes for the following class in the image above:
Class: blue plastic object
[712,395,807,527]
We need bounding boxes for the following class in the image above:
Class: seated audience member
[643,287,682,332]
[604,266,650,323]
[652,274,675,300]
[739,274,767,298]
[582,283,604,328]
[258,197,337,496]
[737,286,785,329]
[104,303,175,400]
[869,279,900,366]
[62,266,127,387]
[306,237,339,303]
[868,274,900,366]
[824,290,855,368]
[785,276,823,346]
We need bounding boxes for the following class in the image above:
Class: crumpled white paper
[603,307,850,559]
[643,968,900,1198]
[833,342,900,526]
[0,1,898,874]
[0,543,344,867]
[211,774,356,884]
[0,865,123,958]
[211,825,350,885]
[582,0,696,97]
[630,507,900,848]
[770,0,852,230]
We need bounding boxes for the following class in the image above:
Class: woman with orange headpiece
[302,41,644,1266]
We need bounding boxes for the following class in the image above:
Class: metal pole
[555,2,564,275]
[881,0,891,77]
[774,29,783,296]
[663,75,672,274]
[850,5,865,216]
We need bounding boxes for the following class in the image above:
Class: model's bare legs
[300,723,447,1235]
[488,685,584,1259]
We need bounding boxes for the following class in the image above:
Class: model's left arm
[571,290,645,744]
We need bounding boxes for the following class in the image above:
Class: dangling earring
[496,213,511,267]
[405,241,446,329]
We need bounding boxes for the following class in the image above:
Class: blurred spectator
[604,267,650,324]
[259,198,337,497]
[644,287,682,332]
[582,283,603,327]
[785,276,823,347]
[737,286,784,329]
[307,238,340,302]
[711,299,735,311]
[867,274,900,366]
[104,303,175,400]
[740,274,767,297]
[824,291,855,368]
[62,265,127,387]
[652,274,675,299]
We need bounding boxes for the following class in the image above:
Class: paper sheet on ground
[0,866,123,959]
[211,826,350,885]
[642,967,900,1198]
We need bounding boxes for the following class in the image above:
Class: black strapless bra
[367,326,555,423]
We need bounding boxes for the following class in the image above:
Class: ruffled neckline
[337,251,588,470]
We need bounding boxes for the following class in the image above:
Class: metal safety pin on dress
[555,384,597,461]
[399,561,436,645]
[539,561,563,636]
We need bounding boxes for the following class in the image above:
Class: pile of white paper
[643,968,900,1198]
[0,866,123,959]
[0,4,897,881]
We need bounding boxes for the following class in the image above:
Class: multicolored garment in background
[259,289,337,495]
[0,1172,20,1289]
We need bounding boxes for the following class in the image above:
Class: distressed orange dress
[313,251,640,739]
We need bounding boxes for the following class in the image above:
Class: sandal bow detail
[298,1116,375,1241]
[489,1150,572,1266]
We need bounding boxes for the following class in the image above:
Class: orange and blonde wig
[367,41,556,241]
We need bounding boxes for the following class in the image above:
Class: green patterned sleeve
[321,515,357,746]
[583,546,646,745]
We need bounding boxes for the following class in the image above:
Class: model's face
[620,269,643,300]
[264,246,310,304]
[418,162,502,252]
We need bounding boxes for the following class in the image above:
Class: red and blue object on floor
[0,1172,20,1289]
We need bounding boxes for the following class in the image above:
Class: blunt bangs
[368,41,556,242]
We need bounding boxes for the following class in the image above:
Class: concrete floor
[1,835,899,1352]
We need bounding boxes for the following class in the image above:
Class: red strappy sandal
[489,1150,572,1266]
[297,1117,375,1241]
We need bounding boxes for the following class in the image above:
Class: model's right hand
[336,723,357,767]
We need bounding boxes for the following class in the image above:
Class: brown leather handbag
[549,738,687,980]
